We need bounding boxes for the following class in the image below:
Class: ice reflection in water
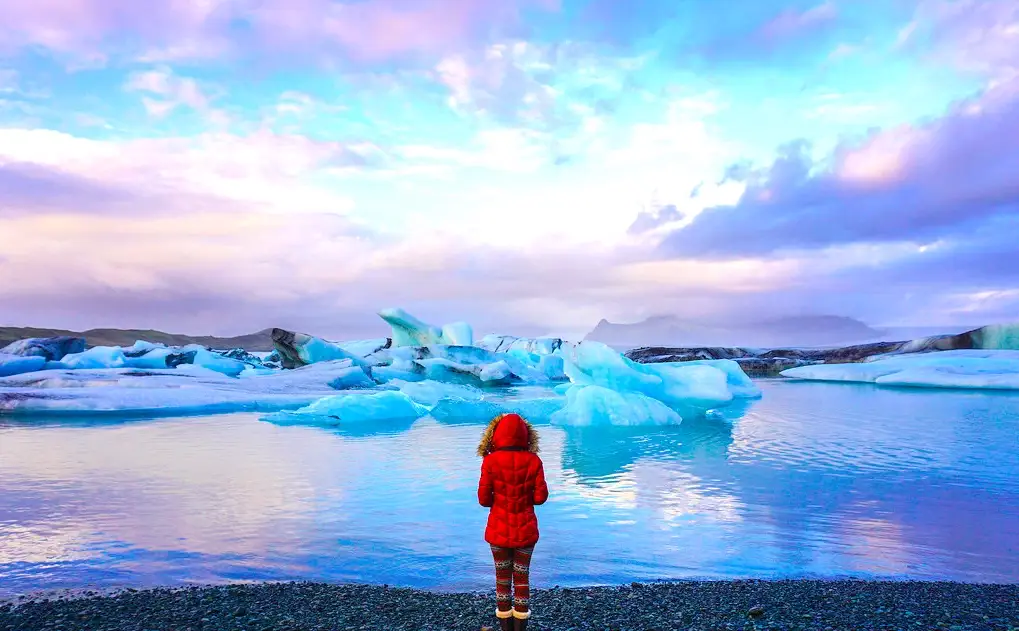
[1,380,1018,595]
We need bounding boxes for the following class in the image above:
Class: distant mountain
[585,315,887,350]
[0,327,276,351]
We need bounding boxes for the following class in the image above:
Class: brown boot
[512,609,530,631]
[496,608,513,631]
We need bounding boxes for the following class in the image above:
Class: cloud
[0,128,373,215]
[902,0,1019,78]
[0,162,140,214]
[658,77,1019,259]
[125,67,215,118]
[431,40,638,132]
[696,0,842,63]
[0,0,560,65]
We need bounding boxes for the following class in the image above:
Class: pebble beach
[3,580,1018,631]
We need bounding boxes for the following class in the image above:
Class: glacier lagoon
[1,378,1018,597]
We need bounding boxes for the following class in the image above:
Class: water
[1,380,1018,596]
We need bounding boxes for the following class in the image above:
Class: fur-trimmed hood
[477,413,540,457]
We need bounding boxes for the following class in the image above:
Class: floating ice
[679,359,763,399]
[379,308,473,347]
[428,396,565,424]
[0,336,85,360]
[0,354,47,377]
[0,361,361,415]
[384,379,483,406]
[477,334,568,356]
[180,346,247,377]
[124,348,175,369]
[262,390,429,426]
[558,341,743,415]
[60,346,128,370]
[781,349,1019,391]
[550,385,682,427]
[123,340,165,355]
[271,328,373,370]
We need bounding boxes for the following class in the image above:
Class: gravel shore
[2,580,1017,631]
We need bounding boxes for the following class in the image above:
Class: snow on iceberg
[379,307,473,347]
[780,349,1019,391]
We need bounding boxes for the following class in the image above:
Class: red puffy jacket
[477,413,549,549]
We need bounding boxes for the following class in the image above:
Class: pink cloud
[0,0,559,63]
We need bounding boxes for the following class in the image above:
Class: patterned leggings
[490,545,534,613]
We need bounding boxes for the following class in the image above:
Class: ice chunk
[262,391,429,426]
[180,345,247,377]
[385,379,483,406]
[561,341,736,415]
[0,361,364,415]
[0,353,47,377]
[550,385,683,427]
[477,334,569,356]
[271,328,373,370]
[975,323,1019,349]
[378,307,474,347]
[124,348,175,369]
[335,338,391,358]
[326,366,376,390]
[122,340,165,356]
[677,359,763,399]
[428,396,565,424]
[441,322,474,346]
[781,349,1019,390]
[60,346,128,370]
[1,336,86,360]
[379,308,446,346]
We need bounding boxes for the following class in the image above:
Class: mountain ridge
[0,327,277,352]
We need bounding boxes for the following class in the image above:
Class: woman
[477,413,549,631]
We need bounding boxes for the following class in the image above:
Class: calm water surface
[2,380,1018,595]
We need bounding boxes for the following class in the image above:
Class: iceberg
[179,345,247,377]
[0,354,47,377]
[478,334,568,356]
[379,307,473,347]
[550,385,682,427]
[428,396,566,424]
[271,328,375,370]
[0,336,85,360]
[261,391,429,426]
[562,340,741,404]
[0,361,363,415]
[780,349,1019,391]
[383,379,483,406]
[679,359,763,399]
[59,346,128,370]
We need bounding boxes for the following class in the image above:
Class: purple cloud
[658,79,1019,258]
[0,162,137,214]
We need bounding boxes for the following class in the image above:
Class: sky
[0,0,1017,340]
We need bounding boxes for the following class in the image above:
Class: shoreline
[2,579,1017,630]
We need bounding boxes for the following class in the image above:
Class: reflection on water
[1,380,1018,595]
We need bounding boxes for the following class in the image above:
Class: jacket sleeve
[478,456,494,507]
[532,458,549,506]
